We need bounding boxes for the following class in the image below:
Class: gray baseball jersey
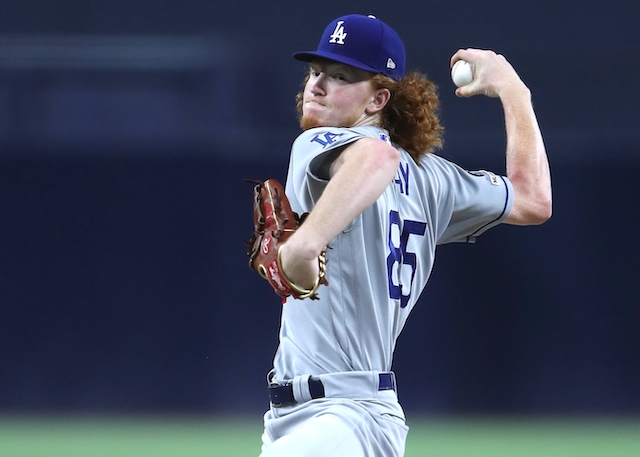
[274,125,513,381]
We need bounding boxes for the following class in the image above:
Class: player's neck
[351,113,383,128]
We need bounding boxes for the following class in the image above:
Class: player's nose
[309,74,327,95]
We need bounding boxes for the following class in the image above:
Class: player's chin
[300,114,325,131]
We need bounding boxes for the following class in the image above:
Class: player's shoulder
[416,151,461,174]
[418,153,508,192]
[410,153,483,191]
[293,126,386,152]
[293,127,356,149]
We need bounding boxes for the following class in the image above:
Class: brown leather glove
[247,178,327,300]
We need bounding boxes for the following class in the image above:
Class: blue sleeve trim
[467,175,511,240]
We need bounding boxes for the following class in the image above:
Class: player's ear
[366,88,391,115]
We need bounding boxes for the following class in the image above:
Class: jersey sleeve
[284,127,364,214]
[435,160,514,244]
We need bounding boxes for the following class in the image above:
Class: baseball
[451,60,474,87]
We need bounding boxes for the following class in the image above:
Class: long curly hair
[295,71,444,162]
[372,72,444,162]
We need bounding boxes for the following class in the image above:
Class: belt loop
[292,375,313,403]
[390,371,398,396]
[267,369,278,386]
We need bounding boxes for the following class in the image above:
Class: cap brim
[293,50,380,75]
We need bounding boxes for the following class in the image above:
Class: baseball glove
[247,178,328,300]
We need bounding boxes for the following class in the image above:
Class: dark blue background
[1,0,638,416]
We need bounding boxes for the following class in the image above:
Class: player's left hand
[247,178,328,300]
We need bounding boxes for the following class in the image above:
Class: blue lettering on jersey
[394,162,410,195]
[310,131,345,148]
[386,210,427,308]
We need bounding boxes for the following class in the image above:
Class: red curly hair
[295,70,444,162]
[372,72,444,162]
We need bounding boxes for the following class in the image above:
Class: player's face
[300,59,377,130]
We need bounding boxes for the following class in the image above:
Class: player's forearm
[279,140,398,289]
[289,139,400,258]
[502,85,552,225]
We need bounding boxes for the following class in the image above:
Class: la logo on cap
[328,21,347,45]
[292,14,406,81]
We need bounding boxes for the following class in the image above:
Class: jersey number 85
[386,210,426,308]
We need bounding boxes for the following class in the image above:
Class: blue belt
[268,372,395,407]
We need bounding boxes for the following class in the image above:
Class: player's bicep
[503,189,526,225]
[503,181,551,226]
[437,170,513,243]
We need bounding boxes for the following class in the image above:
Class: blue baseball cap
[293,14,406,81]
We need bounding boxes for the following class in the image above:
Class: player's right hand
[450,48,527,99]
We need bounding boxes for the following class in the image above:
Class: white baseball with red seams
[451,59,474,87]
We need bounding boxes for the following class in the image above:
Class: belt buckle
[269,381,294,408]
